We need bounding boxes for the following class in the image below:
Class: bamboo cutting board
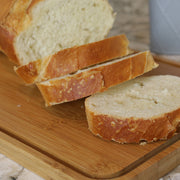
[0,52,180,180]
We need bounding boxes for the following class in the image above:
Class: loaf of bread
[85,75,180,144]
[0,0,114,65]
[37,51,158,106]
[15,35,131,84]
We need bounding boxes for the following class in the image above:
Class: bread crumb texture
[86,75,180,118]
[85,75,180,143]
[14,0,114,65]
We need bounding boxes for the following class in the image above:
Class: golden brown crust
[0,0,44,33]
[0,0,17,22]
[37,51,158,106]
[0,0,19,63]
[44,48,79,80]
[0,25,19,64]
[2,0,32,34]
[15,59,42,84]
[0,0,47,65]
[45,35,130,79]
[77,34,130,68]
[101,57,131,87]
[0,0,115,66]
[15,35,131,84]
[0,0,33,64]
[85,106,180,144]
[131,52,147,78]
[38,71,104,106]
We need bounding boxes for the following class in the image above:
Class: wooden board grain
[0,52,180,180]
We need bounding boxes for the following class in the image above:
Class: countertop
[0,0,179,179]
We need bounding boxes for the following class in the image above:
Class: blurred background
[108,0,180,66]
[109,0,149,50]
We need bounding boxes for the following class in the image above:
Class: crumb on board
[140,141,147,146]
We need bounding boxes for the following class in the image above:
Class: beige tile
[0,157,22,180]
[17,169,44,180]
[0,154,5,160]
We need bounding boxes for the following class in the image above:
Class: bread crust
[38,71,104,105]
[0,0,36,64]
[0,0,115,66]
[0,0,17,22]
[0,0,41,33]
[15,35,131,84]
[85,106,180,143]
[0,0,18,63]
[0,26,18,63]
[14,59,42,84]
[37,51,158,106]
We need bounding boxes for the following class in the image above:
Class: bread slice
[15,35,131,84]
[85,75,180,144]
[0,0,115,65]
[37,51,158,106]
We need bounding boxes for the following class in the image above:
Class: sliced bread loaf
[0,0,115,65]
[85,75,180,144]
[15,35,131,84]
[37,51,158,106]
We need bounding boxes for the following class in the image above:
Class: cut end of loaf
[14,0,115,65]
[85,75,180,144]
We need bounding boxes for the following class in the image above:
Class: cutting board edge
[0,130,90,180]
[118,140,180,180]
[0,53,180,180]
[0,129,180,180]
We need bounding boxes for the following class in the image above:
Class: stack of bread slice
[1,0,179,144]
[0,0,158,106]
[37,50,157,106]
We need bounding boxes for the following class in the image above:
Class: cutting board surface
[0,52,180,180]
